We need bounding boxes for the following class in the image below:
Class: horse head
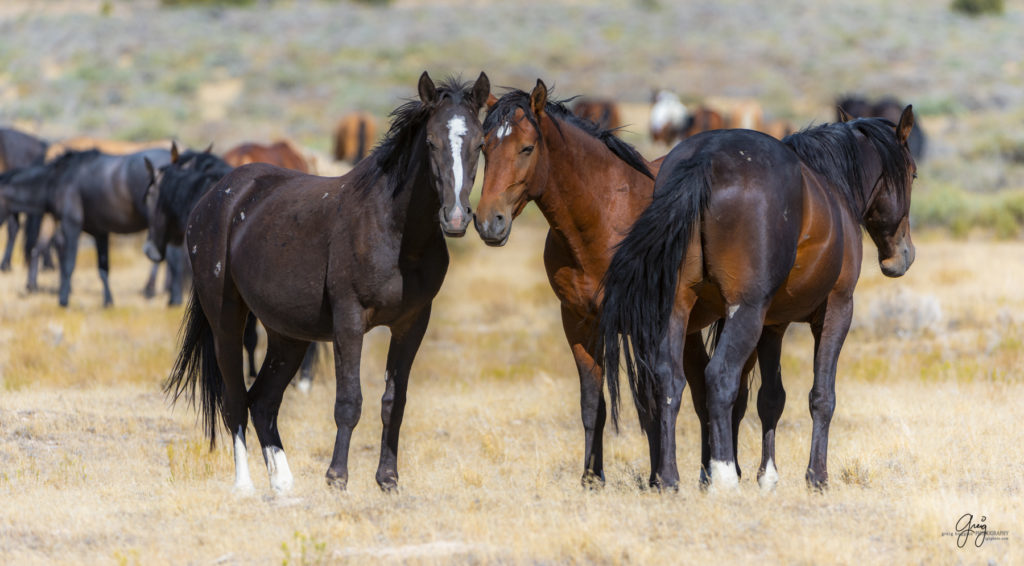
[474,79,551,246]
[419,71,490,237]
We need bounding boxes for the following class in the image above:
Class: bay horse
[0,128,50,272]
[571,98,622,130]
[222,140,312,173]
[333,111,378,164]
[597,106,918,490]
[474,80,670,486]
[166,71,490,493]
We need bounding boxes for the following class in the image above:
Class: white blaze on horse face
[263,446,294,493]
[233,426,254,493]
[447,116,469,220]
[496,121,512,140]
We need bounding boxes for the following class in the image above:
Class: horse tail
[598,154,712,429]
[165,284,224,449]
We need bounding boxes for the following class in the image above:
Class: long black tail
[164,284,224,448]
[597,155,713,429]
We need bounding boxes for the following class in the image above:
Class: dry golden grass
[0,224,1021,565]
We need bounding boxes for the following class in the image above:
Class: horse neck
[0,170,50,214]
[533,117,654,256]
[379,150,443,253]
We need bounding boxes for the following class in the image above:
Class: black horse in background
[143,144,322,391]
[166,71,490,493]
[0,128,51,272]
[0,147,189,307]
[837,95,926,161]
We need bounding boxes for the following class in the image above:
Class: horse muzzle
[473,212,511,247]
[880,238,915,277]
[439,206,471,237]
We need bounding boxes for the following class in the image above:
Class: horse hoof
[325,469,348,491]
[580,470,605,490]
[376,471,399,492]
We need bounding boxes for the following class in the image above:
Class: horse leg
[57,220,82,308]
[704,302,767,490]
[730,353,755,481]
[94,232,114,307]
[1,213,18,271]
[296,343,318,394]
[755,324,788,491]
[165,244,186,306]
[376,306,431,491]
[806,297,854,489]
[24,215,43,292]
[248,329,309,493]
[560,307,606,487]
[210,299,253,492]
[142,262,159,299]
[683,332,712,485]
[649,311,688,490]
[326,320,364,490]
[243,314,259,379]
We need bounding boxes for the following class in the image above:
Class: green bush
[951,0,1004,16]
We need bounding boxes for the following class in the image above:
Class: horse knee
[808,390,835,422]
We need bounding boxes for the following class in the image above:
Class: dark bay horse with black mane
[598,106,918,490]
[474,80,669,486]
[166,72,489,493]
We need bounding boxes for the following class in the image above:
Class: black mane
[783,118,909,217]
[157,155,233,230]
[350,76,478,197]
[483,89,653,180]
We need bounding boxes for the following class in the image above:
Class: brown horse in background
[838,95,926,160]
[222,140,312,173]
[571,98,622,130]
[598,107,918,491]
[332,111,378,164]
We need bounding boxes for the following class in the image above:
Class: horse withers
[598,106,918,491]
[166,72,490,493]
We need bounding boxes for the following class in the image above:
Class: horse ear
[530,79,548,118]
[837,106,854,123]
[471,71,490,111]
[418,71,437,105]
[203,142,214,154]
[896,105,915,144]
[170,141,180,163]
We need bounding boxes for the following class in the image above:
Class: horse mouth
[480,230,510,247]
[441,225,469,238]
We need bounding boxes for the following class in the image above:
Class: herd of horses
[0,73,920,495]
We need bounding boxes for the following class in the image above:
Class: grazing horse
[333,111,378,164]
[597,107,918,490]
[474,80,663,485]
[838,95,926,160]
[222,140,312,173]
[0,128,50,272]
[571,98,622,130]
[165,71,490,493]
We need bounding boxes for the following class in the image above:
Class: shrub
[951,0,1004,16]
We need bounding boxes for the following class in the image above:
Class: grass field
[0,224,1021,564]
[1,0,1023,564]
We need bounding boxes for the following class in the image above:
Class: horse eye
[520,145,534,156]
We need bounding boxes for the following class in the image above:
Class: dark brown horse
[838,95,926,160]
[474,80,664,485]
[333,111,379,164]
[222,140,312,173]
[166,72,489,493]
[598,107,918,490]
